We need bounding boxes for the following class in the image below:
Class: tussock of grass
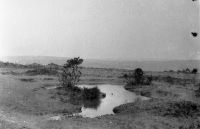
[19,78,35,82]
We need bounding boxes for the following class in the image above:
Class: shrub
[59,57,83,88]
[134,68,144,84]
[82,87,100,100]
[124,68,152,86]
[192,68,198,74]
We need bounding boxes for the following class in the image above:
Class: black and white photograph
[0,0,199,129]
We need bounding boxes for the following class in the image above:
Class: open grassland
[0,67,200,129]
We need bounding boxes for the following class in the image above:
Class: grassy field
[0,66,200,129]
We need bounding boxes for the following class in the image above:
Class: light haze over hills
[0,0,199,71]
[1,56,200,71]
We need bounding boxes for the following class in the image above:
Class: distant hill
[1,56,200,71]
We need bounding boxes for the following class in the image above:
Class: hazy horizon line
[1,55,200,62]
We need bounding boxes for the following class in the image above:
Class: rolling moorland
[1,56,200,71]
[0,59,200,129]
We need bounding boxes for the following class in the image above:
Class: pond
[78,84,149,118]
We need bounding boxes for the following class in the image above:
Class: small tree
[124,68,145,86]
[192,68,198,74]
[134,68,144,84]
[59,57,83,88]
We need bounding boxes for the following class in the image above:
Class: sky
[0,0,199,61]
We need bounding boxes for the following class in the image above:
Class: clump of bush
[124,68,152,86]
[82,87,101,100]
[192,68,198,74]
[177,68,198,74]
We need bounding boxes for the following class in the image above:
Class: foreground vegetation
[0,60,199,129]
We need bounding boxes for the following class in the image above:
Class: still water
[78,84,149,118]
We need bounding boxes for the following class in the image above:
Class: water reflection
[68,87,102,109]
[55,84,149,118]
[69,96,101,109]
[82,98,101,109]
[78,84,148,118]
